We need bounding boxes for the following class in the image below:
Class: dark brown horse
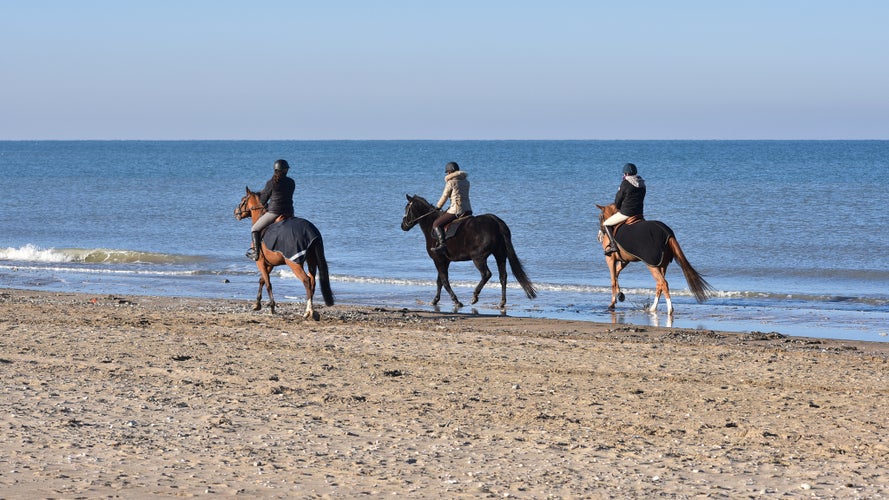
[401,195,537,309]
[596,203,713,315]
[235,187,333,319]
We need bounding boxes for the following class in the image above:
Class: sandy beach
[1,288,887,498]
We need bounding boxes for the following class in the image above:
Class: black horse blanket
[262,217,321,264]
[614,220,675,266]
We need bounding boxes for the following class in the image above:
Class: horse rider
[247,159,295,261]
[602,162,646,256]
[431,161,472,253]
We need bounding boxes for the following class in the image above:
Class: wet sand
[1,288,887,497]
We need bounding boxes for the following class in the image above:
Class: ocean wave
[0,244,206,265]
[313,274,889,308]
[0,264,201,277]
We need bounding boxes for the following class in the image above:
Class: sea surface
[2,140,888,342]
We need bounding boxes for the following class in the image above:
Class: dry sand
[1,288,887,498]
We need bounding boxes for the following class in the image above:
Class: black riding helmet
[445,161,459,173]
[274,159,290,171]
[622,162,637,175]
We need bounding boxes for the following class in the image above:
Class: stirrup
[246,248,257,260]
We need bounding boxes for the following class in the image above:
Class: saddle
[612,214,644,233]
[443,213,472,239]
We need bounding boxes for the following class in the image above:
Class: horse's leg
[648,267,662,312]
[285,260,316,320]
[435,260,462,308]
[306,257,320,318]
[432,275,443,306]
[607,256,622,309]
[470,256,493,306]
[254,276,265,311]
[496,255,508,309]
[648,266,673,315]
[254,260,275,312]
[264,262,278,314]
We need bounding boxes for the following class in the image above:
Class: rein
[236,199,266,219]
[404,206,438,226]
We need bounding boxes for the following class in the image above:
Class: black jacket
[259,176,295,216]
[614,176,646,217]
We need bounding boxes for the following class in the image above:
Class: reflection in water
[650,312,673,328]
[608,309,673,329]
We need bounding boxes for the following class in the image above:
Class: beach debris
[747,331,786,340]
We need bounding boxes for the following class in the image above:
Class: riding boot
[430,227,447,253]
[604,226,618,256]
[247,231,262,261]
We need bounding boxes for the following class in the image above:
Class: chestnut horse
[235,187,333,319]
[596,203,713,315]
[401,195,536,309]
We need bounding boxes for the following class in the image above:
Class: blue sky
[1,1,887,139]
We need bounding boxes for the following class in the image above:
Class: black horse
[401,195,537,309]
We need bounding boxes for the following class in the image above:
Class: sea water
[1,140,887,342]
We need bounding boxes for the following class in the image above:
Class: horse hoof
[312,311,321,321]
[470,295,479,305]
[253,303,261,311]
[454,301,464,308]
[617,292,625,302]
[431,298,440,306]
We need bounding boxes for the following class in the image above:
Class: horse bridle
[235,196,266,220]
[403,200,437,227]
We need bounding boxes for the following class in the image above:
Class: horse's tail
[668,237,713,303]
[495,217,537,300]
[313,238,335,306]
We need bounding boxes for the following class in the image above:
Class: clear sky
[2,0,887,140]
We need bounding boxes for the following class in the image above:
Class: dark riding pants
[432,212,457,230]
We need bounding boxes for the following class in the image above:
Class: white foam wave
[276,272,724,299]
[0,263,199,277]
[1,244,73,263]
[0,244,203,265]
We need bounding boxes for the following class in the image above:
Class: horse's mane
[410,195,436,211]
[597,203,618,222]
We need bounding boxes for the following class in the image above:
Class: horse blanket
[262,217,321,264]
[614,220,675,267]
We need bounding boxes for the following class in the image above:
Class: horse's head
[234,186,265,221]
[401,194,436,231]
[595,204,617,227]
[595,204,617,243]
